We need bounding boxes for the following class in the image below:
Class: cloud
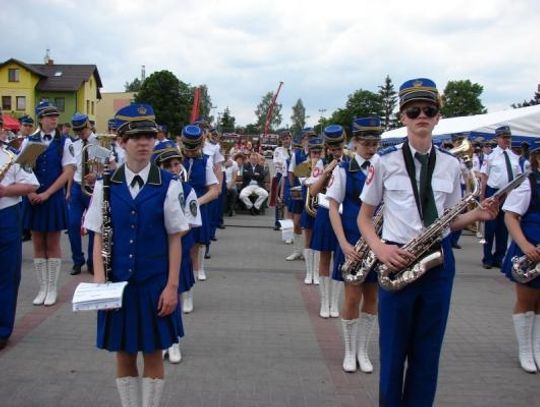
[2,0,539,127]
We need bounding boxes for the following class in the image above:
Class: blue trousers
[482,186,508,266]
[0,205,22,339]
[67,182,94,267]
[378,237,455,407]
[273,173,283,228]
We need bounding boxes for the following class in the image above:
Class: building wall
[0,61,40,118]
[77,73,100,121]
[35,91,78,125]
[95,92,135,133]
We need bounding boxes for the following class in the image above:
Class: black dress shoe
[211,236,218,241]
[482,262,492,269]
[217,224,225,229]
[250,207,256,216]
[452,244,462,249]
[273,225,281,231]
[0,337,8,351]
[71,265,82,275]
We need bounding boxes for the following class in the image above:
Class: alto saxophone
[341,205,384,285]
[511,244,540,283]
[305,158,339,217]
[378,154,530,291]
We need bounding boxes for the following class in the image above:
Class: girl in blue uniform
[22,101,76,307]
[309,125,346,319]
[181,125,219,282]
[84,104,190,407]
[327,118,382,374]
[0,117,39,350]
[502,147,540,373]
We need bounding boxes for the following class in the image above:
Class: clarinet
[101,157,113,281]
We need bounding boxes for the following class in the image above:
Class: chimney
[43,48,53,65]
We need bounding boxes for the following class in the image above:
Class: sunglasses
[404,106,439,119]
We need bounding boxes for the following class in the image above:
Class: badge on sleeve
[189,200,198,217]
[366,165,375,185]
[313,167,321,178]
[68,144,75,157]
[178,192,185,209]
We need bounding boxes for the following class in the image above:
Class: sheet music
[72,281,128,312]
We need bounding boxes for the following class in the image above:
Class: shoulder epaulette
[377,145,398,156]
[436,146,458,160]
[69,136,80,143]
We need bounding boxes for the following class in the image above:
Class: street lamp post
[318,108,327,135]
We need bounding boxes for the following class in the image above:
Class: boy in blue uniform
[358,78,497,406]
[84,104,190,407]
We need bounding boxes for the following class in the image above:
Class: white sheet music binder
[72,282,128,312]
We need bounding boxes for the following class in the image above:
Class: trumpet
[81,134,115,196]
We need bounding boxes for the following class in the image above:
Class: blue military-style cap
[35,100,59,118]
[323,124,346,146]
[399,78,440,109]
[352,117,383,139]
[152,140,182,165]
[495,125,512,137]
[157,124,168,133]
[181,124,204,149]
[115,103,158,136]
[302,127,316,138]
[307,136,324,151]
[107,118,121,130]
[19,115,34,125]
[71,112,89,131]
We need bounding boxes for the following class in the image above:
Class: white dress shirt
[326,154,370,204]
[481,146,522,189]
[0,163,39,210]
[502,175,532,216]
[273,146,291,176]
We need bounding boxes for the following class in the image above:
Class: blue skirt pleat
[300,209,315,229]
[22,190,68,232]
[192,203,210,245]
[310,207,336,252]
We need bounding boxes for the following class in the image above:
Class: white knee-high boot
[319,276,330,318]
[532,314,540,370]
[357,312,376,373]
[116,377,140,407]
[197,246,206,281]
[44,258,61,306]
[513,312,537,373]
[312,250,320,285]
[286,236,303,260]
[183,289,194,313]
[303,248,313,284]
[32,258,48,305]
[341,318,358,372]
[142,377,164,407]
[329,280,342,318]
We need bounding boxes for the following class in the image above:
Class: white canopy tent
[381,104,540,140]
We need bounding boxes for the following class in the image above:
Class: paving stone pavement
[1,213,539,406]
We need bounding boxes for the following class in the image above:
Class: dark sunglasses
[404,106,439,119]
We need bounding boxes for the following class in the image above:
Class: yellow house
[95,92,136,133]
[0,57,103,125]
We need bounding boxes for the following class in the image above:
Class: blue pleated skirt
[501,242,540,289]
[96,274,181,353]
[301,209,315,229]
[22,190,68,232]
[310,207,337,252]
[192,203,211,245]
[180,232,196,294]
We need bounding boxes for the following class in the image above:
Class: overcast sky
[3,0,539,127]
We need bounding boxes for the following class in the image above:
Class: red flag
[190,87,201,123]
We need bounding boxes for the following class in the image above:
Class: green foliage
[512,88,540,108]
[243,123,259,135]
[327,89,384,136]
[124,77,142,92]
[255,91,283,134]
[290,99,306,136]
[441,80,487,118]
[378,75,399,130]
[134,70,193,135]
[220,107,236,133]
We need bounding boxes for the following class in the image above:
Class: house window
[2,96,12,110]
[54,97,65,112]
[16,96,26,111]
[8,69,20,82]
[91,101,94,115]
[86,100,89,113]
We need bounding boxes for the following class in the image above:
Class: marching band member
[153,141,202,364]
[480,125,521,269]
[22,100,76,306]
[0,114,39,350]
[108,118,126,168]
[83,103,189,407]
[358,78,497,406]
[501,146,540,372]
[301,137,324,284]
[203,127,225,239]
[309,125,346,318]
[286,130,311,260]
[66,113,96,275]
[181,125,219,281]
[272,130,292,230]
[327,118,382,373]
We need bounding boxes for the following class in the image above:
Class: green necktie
[415,152,438,226]
[503,151,514,182]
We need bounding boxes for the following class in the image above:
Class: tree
[378,75,398,130]
[441,80,486,118]
[290,99,306,136]
[124,77,142,92]
[220,107,236,133]
[134,70,192,135]
[244,123,259,135]
[254,91,283,134]
[328,89,384,135]
[512,86,540,108]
